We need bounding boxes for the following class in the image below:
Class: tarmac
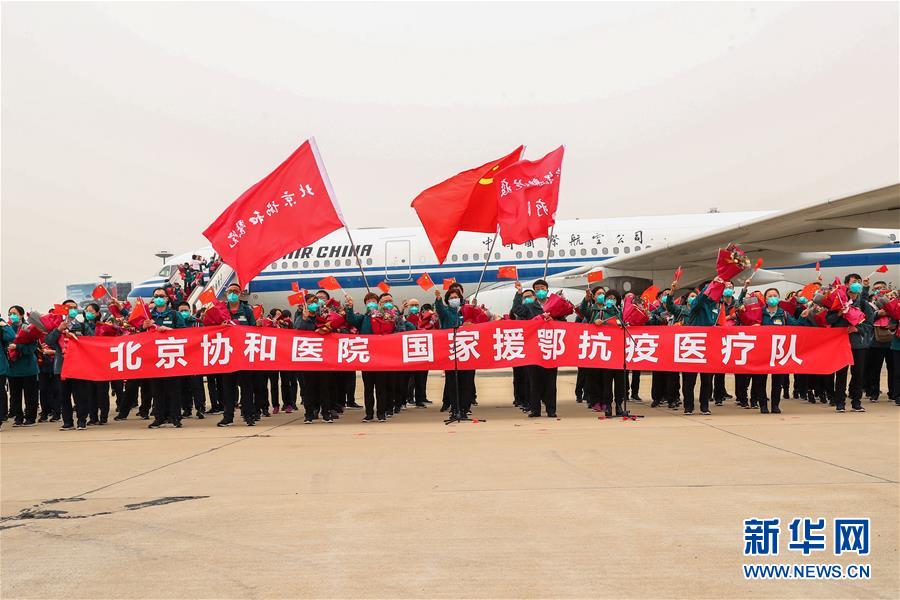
[1,371,898,599]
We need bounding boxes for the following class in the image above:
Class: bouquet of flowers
[778,297,798,316]
[202,301,234,326]
[882,297,900,321]
[92,322,122,337]
[541,292,575,319]
[622,296,650,326]
[370,308,400,335]
[842,306,866,327]
[461,303,490,324]
[738,296,763,326]
[716,243,751,281]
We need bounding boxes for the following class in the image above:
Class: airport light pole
[155,251,173,266]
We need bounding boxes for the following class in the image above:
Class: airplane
[129,183,900,317]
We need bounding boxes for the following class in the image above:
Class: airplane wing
[551,183,900,288]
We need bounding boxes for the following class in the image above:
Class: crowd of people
[0,271,897,431]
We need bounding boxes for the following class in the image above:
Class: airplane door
[385,240,411,281]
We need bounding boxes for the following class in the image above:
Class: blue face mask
[179,310,191,319]
[408,306,419,314]
[523,297,535,305]
[660,295,668,305]
[605,299,616,309]
[723,288,734,298]
[797,296,808,304]
[68,308,79,319]
[226,292,239,303]
[766,296,780,307]
[8,314,20,324]
[595,294,605,305]
[366,302,378,312]
[688,296,696,306]
[383,302,394,310]
[849,282,863,294]
[85,312,96,321]
[306,302,319,312]
[153,297,167,307]
[535,289,549,300]
[448,298,461,309]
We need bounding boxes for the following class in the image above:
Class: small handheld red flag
[287,292,305,306]
[127,298,150,328]
[443,278,456,290]
[674,266,684,282]
[587,270,604,284]
[377,281,391,293]
[876,264,889,273]
[640,285,660,304]
[291,282,300,292]
[815,261,821,272]
[754,258,764,270]
[799,282,820,301]
[91,285,108,300]
[252,305,264,320]
[317,276,341,291]
[51,304,69,316]
[416,273,435,291]
[497,266,518,280]
[198,288,217,305]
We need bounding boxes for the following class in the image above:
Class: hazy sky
[2,1,898,310]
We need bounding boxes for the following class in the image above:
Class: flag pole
[473,229,499,303]
[343,226,371,294]
[542,224,555,279]
[308,137,370,294]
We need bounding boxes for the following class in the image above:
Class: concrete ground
[1,371,898,599]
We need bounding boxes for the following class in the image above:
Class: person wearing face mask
[5,305,41,427]
[0,313,15,427]
[80,302,112,426]
[275,309,300,413]
[827,274,875,412]
[45,299,92,430]
[511,283,556,417]
[711,281,742,406]
[599,291,628,416]
[295,293,338,423]
[345,292,385,422]
[665,280,717,415]
[648,286,680,410]
[144,288,187,429]
[218,283,258,427]
[403,298,430,409]
[510,284,539,413]
[864,281,892,403]
[317,290,361,413]
[176,302,206,420]
[755,288,803,414]
[434,287,476,420]
[578,286,610,414]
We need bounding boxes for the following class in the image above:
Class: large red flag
[203,138,345,287]
[495,146,564,246]
[411,146,523,263]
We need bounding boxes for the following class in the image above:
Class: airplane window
[580,248,587,256]
[613,247,620,255]
[313,260,320,267]
[526,251,533,259]
[473,253,479,261]
[366,258,373,266]
[624,247,630,254]
[324,260,330,267]
[602,248,609,255]
[281,262,287,269]
[549,250,554,258]
[452,254,458,262]
[537,250,544,258]
[634,245,641,252]
[269,263,277,271]
[494,252,500,260]
[462,253,468,261]
[591,248,598,256]
[303,261,309,268]
[516,251,522,259]
[292,261,298,269]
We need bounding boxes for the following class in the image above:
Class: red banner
[61,322,852,381]
[496,145,564,245]
[203,138,345,287]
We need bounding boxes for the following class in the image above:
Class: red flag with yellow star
[411,146,523,263]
